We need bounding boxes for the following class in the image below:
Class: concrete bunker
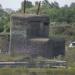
[10,14,65,58]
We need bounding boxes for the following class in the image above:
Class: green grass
[0,54,25,61]
[0,46,75,68]
[0,68,75,75]
[65,47,75,67]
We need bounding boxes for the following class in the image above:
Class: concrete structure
[11,14,49,38]
[9,14,65,58]
[0,33,9,54]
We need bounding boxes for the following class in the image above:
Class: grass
[0,54,25,61]
[0,68,74,75]
[65,47,75,67]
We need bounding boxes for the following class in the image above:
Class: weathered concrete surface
[11,14,49,38]
[9,14,65,58]
[0,35,65,57]
[0,34,9,54]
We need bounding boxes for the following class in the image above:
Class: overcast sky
[0,0,75,10]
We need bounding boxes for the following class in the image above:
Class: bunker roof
[11,13,49,21]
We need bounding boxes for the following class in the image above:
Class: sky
[0,0,75,10]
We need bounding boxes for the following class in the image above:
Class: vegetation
[0,0,75,33]
[0,0,75,39]
[20,0,75,23]
[65,47,75,67]
[0,0,75,69]
[0,68,74,75]
[0,4,10,32]
[0,54,26,61]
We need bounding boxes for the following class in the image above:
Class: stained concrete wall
[0,35,65,58]
[11,15,49,38]
[0,35,9,54]
[9,14,65,58]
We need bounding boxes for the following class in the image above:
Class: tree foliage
[0,4,10,32]
[21,0,33,10]
[1,1,75,33]
[24,0,75,23]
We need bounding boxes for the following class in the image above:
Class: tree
[20,0,75,23]
[0,5,10,32]
[35,1,39,6]
[21,0,33,9]
[50,1,59,8]
[70,2,75,8]
[0,4,2,9]
[42,0,59,8]
[21,0,34,13]
[42,0,52,8]
[63,5,69,8]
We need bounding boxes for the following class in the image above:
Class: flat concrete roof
[11,14,49,20]
[11,13,48,18]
